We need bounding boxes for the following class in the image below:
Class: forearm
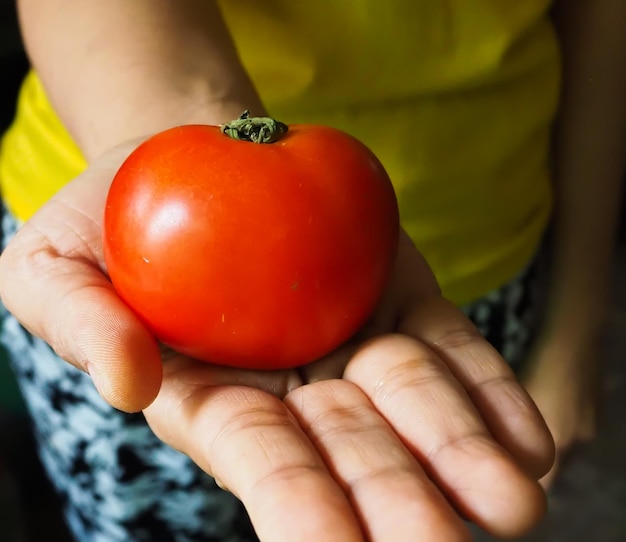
[545,0,626,342]
[17,0,263,160]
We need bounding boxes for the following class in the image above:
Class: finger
[159,349,303,397]
[284,379,471,542]
[145,381,364,542]
[391,231,554,477]
[344,334,547,539]
[539,456,560,489]
[0,196,162,413]
[296,342,356,383]
[299,283,399,383]
[399,296,555,479]
[0,222,162,411]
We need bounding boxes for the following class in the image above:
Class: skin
[2,0,619,538]
[0,143,552,541]
[523,0,626,487]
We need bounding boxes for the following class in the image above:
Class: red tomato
[103,113,399,370]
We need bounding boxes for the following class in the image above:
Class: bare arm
[522,0,626,486]
[17,0,264,160]
[546,0,626,344]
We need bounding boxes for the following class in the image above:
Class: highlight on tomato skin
[103,113,400,370]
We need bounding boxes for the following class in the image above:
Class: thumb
[63,284,163,412]
[0,238,163,411]
[0,191,162,412]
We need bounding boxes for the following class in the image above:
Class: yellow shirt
[0,0,560,305]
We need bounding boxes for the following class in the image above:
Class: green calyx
[220,110,288,144]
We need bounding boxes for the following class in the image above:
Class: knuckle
[430,326,484,351]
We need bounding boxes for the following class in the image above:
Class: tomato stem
[220,111,288,144]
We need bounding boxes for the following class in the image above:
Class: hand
[0,140,555,541]
[521,334,600,488]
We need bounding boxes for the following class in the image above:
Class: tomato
[103,112,399,370]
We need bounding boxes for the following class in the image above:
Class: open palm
[0,140,555,541]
